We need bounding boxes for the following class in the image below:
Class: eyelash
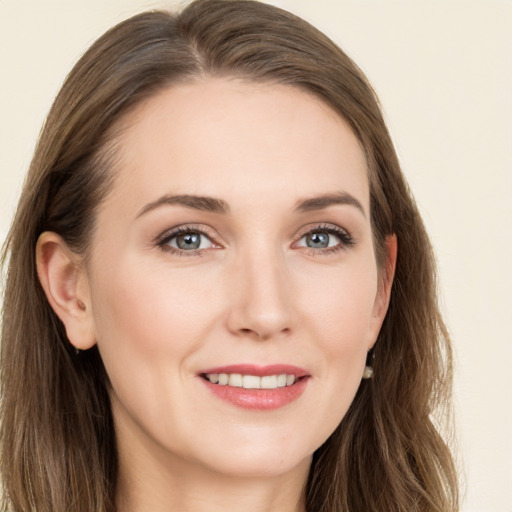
[296,224,355,256]
[155,223,355,257]
[156,226,216,256]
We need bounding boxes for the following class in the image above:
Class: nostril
[236,326,291,341]
[239,328,266,340]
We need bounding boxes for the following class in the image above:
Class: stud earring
[362,366,373,379]
[362,349,375,379]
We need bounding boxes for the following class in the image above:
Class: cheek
[87,256,224,429]
[295,259,378,422]
[91,257,215,352]
[298,257,379,348]
[87,256,226,413]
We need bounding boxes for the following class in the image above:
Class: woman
[0,0,458,510]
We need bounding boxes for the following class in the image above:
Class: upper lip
[198,364,309,378]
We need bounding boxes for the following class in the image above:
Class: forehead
[105,78,369,214]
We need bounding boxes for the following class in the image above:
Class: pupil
[307,232,329,248]
[177,233,200,250]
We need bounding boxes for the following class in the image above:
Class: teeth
[243,375,260,389]
[205,373,297,389]
[261,375,277,389]
[277,374,287,387]
[228,374,243,387]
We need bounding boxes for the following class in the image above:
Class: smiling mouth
[199,365,310,409]
[201,373,301,389]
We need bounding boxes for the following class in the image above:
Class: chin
[192,433,315,480]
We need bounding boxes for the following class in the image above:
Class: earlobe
[36,231,96,350]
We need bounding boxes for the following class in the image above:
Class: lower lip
[200,377,309,410]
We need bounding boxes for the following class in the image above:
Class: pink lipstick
[198,364,309,410]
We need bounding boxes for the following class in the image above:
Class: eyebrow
[136,191,365,219]
[294,192,366,218]
[136,194,230,218]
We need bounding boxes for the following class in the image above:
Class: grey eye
[169,232,212,251]
[298,231,340,249]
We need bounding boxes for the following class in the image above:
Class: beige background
[1,1,511,510]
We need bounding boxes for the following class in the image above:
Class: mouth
[198,364,310,410]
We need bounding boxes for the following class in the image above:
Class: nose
[226,248,294,341]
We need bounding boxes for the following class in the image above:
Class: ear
[36,231,96,350]
[368,234,397,349]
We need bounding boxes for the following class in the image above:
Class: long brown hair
[1,1,458,510]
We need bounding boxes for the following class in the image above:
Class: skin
[37,79,396,512]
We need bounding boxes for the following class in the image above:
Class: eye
[295,225,354,252]
[158,227,214,253]
[300,231,338,249]
[171,232,212,250]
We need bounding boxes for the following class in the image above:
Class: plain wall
[1,1,511,510]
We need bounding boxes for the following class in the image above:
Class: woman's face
[82,79,393,479]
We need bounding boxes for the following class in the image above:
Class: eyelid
[155,224,222,254]
[292,223,355,251]
[295,222,352,239]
